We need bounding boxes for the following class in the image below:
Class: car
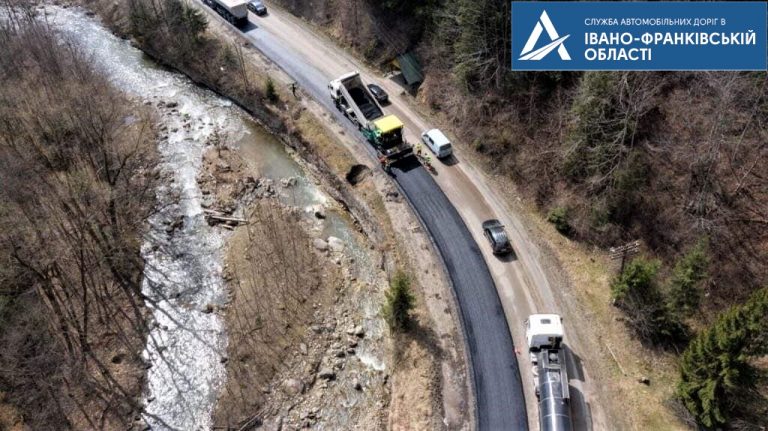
[482,219,512,255]
[421,128,453,158]
[247,0,267,15]
[367,83,388,104]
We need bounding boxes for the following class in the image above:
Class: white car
[421,129,453,158]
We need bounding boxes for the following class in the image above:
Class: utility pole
[609,240,641,274]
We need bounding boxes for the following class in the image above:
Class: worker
[289,82,297,97]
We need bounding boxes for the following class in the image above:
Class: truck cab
[525,314,564,361]
[526,314,572,431]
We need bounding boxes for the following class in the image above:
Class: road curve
[193,9,530,430]
[391,158,528,430]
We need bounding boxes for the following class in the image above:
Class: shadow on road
[564,344,593,431]
[240,22,258,32]
[564,343,586,382]
[390,155,422,175]
[440,154,460,167]
[494,249,519,262]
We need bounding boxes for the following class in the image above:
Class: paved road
[198,8,530,430]
[390,158,528,430]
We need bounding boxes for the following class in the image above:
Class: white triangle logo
[519,10,571,61]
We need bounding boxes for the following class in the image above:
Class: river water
[47,6,377,430]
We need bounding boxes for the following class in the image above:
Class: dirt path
[238,6,613,430]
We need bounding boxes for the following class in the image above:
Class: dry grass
[213,198,336,427]
[528,209,686,430]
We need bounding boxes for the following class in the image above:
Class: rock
[327,236,345,252]
[354,325,365,337]
[317,368,336,380]
[310,324,323,334]
[280,177,297,188]
[166,101,178,108]
[202,303,215,314]
[352,378,362,391]
[313,205,326,219]
[638,376,650,385]
[312,238,328,251]
[220,356,228,364]
[264,416,283,431]
[283,378,304,395]
[299,343,308,355]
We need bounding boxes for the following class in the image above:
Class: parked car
[247,0,267,15]
[367,83,389,104]
[421,128,453,158]
[482,219,512,255]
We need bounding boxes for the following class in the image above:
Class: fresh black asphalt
[201,11,529,429]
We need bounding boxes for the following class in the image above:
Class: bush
[547,207,572,236]
[265,77,278,103]
[678,288,768,428]
[382,271,416,332]
[668,238,710,316]
[611,258,687,345]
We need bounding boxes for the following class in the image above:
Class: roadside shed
[390,53,424,88]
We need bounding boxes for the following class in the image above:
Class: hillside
[271,0,767,428]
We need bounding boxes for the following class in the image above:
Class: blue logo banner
[511,1,767,71]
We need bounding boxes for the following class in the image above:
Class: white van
[421,129,453,158]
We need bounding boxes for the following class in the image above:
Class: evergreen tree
[678,288,768,427]
[668,238,709,315]
[611,258,687,345]
[265,77,278,103]
[382,271,416,332]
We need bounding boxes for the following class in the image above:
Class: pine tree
[678,288,768,427]
[265,77,278,103]
[611,258,687,345]
[668,238,710,315]
[382,271,415,332]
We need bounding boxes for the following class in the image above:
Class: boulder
[283,378,304,395]
[327,236,344,252]
[312,238,328,251]
[280,177,297,188]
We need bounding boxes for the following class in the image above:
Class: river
[48,6,376,430]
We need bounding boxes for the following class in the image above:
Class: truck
[525,314,573,431]
[202,0,248,27]
[329,72,412,163]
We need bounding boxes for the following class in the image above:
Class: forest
[0,6,159,429]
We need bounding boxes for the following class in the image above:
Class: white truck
[203,0,248,27]
[525,314,573,431]
[329,72,412,163]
